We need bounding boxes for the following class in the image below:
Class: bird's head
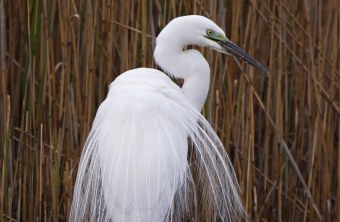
[156,15,268,74]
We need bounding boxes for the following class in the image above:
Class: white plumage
[70,15,267,222]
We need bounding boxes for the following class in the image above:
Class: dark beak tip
[219,39,269,75]
[261,67,270,75]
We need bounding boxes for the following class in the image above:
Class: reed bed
[0,0,339,221]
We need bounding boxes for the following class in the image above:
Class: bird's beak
[206,33,269,74]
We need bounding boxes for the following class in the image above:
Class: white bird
[70,15,268,222]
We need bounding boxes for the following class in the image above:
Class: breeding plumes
[70,15,268,222]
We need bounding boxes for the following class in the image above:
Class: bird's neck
[154,44,210,111]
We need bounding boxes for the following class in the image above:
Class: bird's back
[70,68,243,222]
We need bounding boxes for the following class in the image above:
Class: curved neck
[181,70,210,111]
[154,42,210,111]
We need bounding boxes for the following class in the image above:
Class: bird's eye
[206,30,213,36]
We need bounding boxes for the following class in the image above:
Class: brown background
[0,0,339,221]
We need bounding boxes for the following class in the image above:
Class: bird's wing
[101,68,190,221]
[70,68,243,222]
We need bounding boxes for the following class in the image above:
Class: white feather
[70,69,243,221]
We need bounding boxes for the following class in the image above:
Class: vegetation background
[0,0,339,221]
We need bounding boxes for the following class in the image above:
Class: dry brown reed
[0,0,339,221]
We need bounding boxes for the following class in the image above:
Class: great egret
[70,15,268,222]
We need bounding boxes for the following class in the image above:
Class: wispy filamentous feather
[70,68,244,222]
